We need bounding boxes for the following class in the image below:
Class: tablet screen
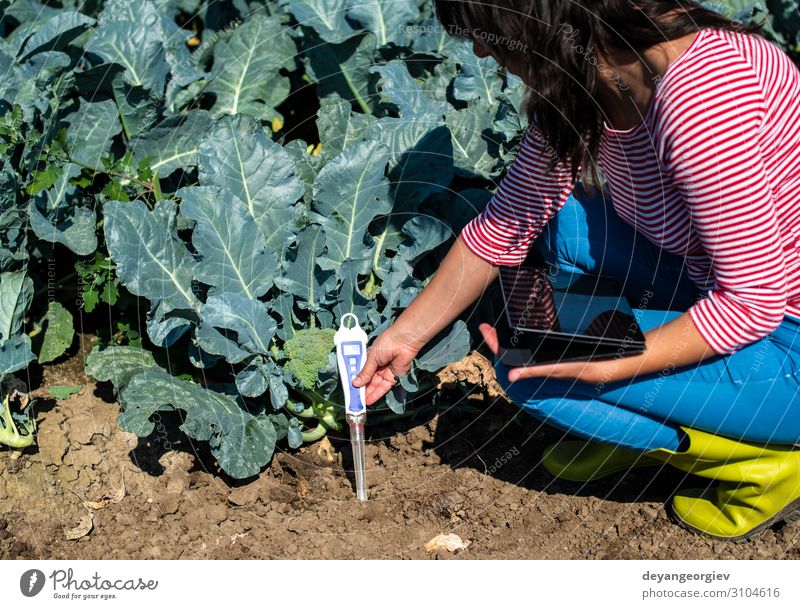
[498,266,645,345]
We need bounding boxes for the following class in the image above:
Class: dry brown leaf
[103,466,127,505]
[71,467,126,510]
[424,533,471,553]
[316,436,336,464]
[64,511,94,540]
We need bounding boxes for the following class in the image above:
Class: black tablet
[496,265,647,367]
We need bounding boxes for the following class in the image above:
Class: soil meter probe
[334,313,369,501]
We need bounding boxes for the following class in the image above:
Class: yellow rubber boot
[541,440,663,482]
[643,426,800,542]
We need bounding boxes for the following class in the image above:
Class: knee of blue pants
[534,183,698,310]
[494,359,684,452]
[535,186,596,276]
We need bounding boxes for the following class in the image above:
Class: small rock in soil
[227,484,260,506]
[67,414,111,445]
[160,451,195,473]
[158,495,181,515]
[165,474,189,495]
[204,503,228,524]
[361,502,385,523]
[37,426,69,463]
[66,445,103,468]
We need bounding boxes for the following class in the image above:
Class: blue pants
[495,185,800,451]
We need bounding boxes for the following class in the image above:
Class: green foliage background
[1,0,797,476]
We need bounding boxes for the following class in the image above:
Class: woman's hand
[480,308,715,385]
[351,330,423,405]
[479,323,614,385]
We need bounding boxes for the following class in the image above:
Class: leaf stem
[152,175,163,201]
[300,422,328,443]
[68,158,157,194]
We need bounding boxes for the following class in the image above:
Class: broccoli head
[283,328,336,389]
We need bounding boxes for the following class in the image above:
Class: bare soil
[2,335,799,559]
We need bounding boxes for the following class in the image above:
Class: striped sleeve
[663,59,788,355]
[460,123,576,265]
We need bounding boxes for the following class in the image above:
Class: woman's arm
[460,123,576,265]
[494,311,715,384]
[352,236,497,404]
[354,123,577,404]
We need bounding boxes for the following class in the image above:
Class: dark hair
[434,0,761,179]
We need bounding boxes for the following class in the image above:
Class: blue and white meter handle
[334,313,368,417]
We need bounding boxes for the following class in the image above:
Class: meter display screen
[342,344,362,356]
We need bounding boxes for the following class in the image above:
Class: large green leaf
[311,140,392,272]
[445,99,504,179]
[179,185,278,299]
[283,0,354,43]
[235,357,287,402]
[370,60,448,119]
[198,114,305,252]
[397,215,451,264]
[110,74,161,139]
[275,224,336,312]
[97,0,204,102]
[37,301,74,364]
[332,258,370,322]
[364,119,454,208]
[0,335,35,381]
[305,32,377,114]
[64,100,122,168]
[0,170,28,270]
[415,320,471,372]
[104,199,199,312]
[206,13,296,121]
[29,162,97,256]
[315,95,375,163]
[196,293,277,363]
[84,345,157,389]
[369,216,404,279]
[16,10,94,60]
[379,255,422,311]
[269,292,298,342]
[452,46,504,104]
[411,17,465,56]
[3,0,60,25]
[132,110,213,178]
[119,367,278,479]
[0,272,33,344]
[346,0,418,47]
[86,19,169,93]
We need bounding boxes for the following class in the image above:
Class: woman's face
[472,38,529,83]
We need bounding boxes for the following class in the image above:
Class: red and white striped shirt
[462,28,800,355]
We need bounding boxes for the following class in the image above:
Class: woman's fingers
[364,368,398,405]
[352,350,379,387]
[479,322,500,354]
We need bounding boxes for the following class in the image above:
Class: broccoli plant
[85,105,473,478]
[282,328,340,444]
